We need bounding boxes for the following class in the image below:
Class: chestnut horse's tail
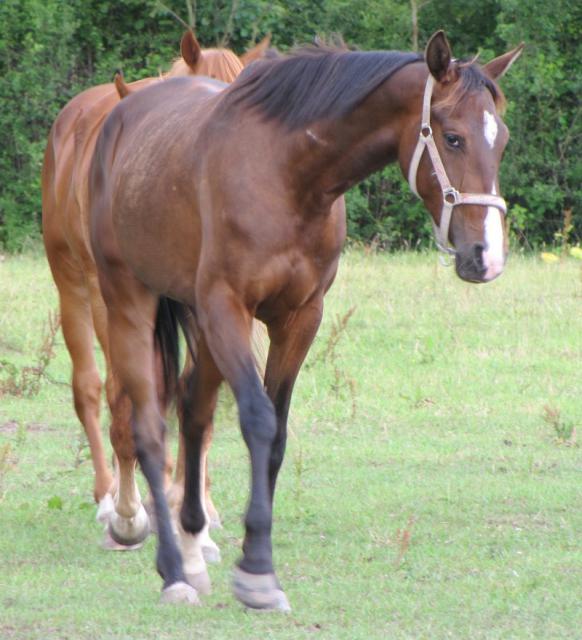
[154,297,198,408]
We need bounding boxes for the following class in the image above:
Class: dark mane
[226,46,422,130]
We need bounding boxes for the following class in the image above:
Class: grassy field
[1,249,581,639]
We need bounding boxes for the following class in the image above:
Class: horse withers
[89,31,522,608]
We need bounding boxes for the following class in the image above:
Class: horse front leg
[198,287,287,611]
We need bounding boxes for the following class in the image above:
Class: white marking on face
[482,205,505,280]
[483,111,498,149]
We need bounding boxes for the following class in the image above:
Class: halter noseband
[407,74,507,257]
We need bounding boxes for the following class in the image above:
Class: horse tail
[154,297,198,409]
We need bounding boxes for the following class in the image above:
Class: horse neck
[290,62,427,204]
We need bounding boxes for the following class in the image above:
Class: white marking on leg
[96,493,115,523]
[179,444,219,572]
[108,457,149,543]
[115,458,142,518]
[178,522,207,577]
[483,110,498,149]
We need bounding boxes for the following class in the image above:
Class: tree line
[0,0,580,251]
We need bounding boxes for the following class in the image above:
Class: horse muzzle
[454,242,505,283]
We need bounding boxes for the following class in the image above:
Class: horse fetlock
[108,503,150,546]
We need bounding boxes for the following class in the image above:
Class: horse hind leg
[177,335,224,596]
[103,367,151,550]
[104,280,195,602]
[53,266,113,507]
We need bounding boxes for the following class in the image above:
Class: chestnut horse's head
[169,31,272,82]
[403,32,523,283]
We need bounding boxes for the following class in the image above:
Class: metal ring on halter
[421,124,432,138]
[443,187,461,206]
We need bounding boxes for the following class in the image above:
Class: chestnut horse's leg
[48,259,113,506]
[103,275,195,602]
[178,335,224,595]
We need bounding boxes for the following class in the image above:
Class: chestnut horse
[89,32,523,608]
[42,31,270,549]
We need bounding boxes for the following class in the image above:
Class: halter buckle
[443,187,461,206]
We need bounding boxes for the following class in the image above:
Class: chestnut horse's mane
[226,45,505,129]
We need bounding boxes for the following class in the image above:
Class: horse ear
[425,30,454,83]
[114,70,131,99]
[482,43,525,80]
[240,33,271,67]
[181,30,202,70]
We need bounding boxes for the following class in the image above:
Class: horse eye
[444,133,462,149]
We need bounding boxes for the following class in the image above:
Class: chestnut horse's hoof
[200,530,221,564]
[108,504,150,547]
[101,528,144,552]
[185,569,212,596]
[160,581,200,605]
[96,493,115,524]
[232,567,291,612]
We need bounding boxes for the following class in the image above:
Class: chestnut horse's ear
[240,33,272,67]
[425,30,454,83]
[181,30,202,70]
[114,70,131,99]
[483,43,525,80]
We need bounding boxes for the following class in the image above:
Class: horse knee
[72,368,102,420]
[239,391,277,446]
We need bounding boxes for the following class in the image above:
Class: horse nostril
[472,243,485,271]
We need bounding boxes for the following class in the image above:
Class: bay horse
[42,30,271,551]
[89,31,523,607]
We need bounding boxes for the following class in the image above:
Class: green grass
[1,249,581,639]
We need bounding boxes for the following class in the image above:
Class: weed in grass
[394,515,416,568]
[308,305,358,419]
[0,310,61,398]
[292,439,305,505]
[0,442,14,501]
[71,432,91,469]
[542,404,577,446]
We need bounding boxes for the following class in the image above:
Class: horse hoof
[101,528,144,552]
[108,504,150,547]
[96,494,115,524]
[202,543,221,564]
[232,567,291,612]
[186,569,212,596]
[160,581,200,605]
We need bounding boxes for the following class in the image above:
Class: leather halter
[407,74,507,257]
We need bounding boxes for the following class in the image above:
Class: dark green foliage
[0,0,580,250]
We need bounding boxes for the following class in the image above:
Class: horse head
[402,31,523,282]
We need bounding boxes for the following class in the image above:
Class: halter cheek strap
[407,74,507,257]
